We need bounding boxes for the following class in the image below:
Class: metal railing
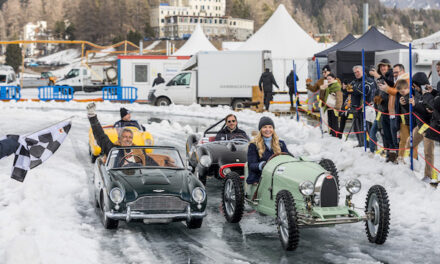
[38,86,74,101]
[102,86,138,103]
[0,86,21,100]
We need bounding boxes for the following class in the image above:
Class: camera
[376,78,385,85]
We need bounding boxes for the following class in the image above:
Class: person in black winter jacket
[0,135,19,159]
[407,72,437,181]
[247,117,289,185]
[286,70,300,108]
[349,65,375,147]
[259,69,279,110]
[215,114,249,141]
[152,73,165,87]
[114,107,145,131]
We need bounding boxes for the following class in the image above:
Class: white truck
[148,50,272,109]
[0,65,18,87]
[55,65,117,92]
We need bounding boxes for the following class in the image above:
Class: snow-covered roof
[238,4,320,59]
[173,24,217,56]
[413,30,440,49]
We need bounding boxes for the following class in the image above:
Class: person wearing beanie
[406,72,438,182]
[246,116,289,188]
[258,68,279,111]
[114,107,145,131]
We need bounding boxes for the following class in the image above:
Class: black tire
[186,218,203,229]
[232,99,245,110]
[155,97,171,106]
[100,194,119,229]
[276,190,300,251]
[195,166,207,186]
[365,185,390,244]
[319,159,339,186]
[222,172,245,223]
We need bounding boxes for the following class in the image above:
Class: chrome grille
[314,174,339,207]
[128,196,188,212]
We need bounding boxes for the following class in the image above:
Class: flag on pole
[10,119,72,182]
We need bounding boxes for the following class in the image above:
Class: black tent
[328,27,407,82]
[314,34,356,58]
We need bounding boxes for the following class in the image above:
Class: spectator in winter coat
[259,69,279,110]
[215,114,249,141]
[395,79,418,161]
[369,60,395,161]
[87,103,158,167]
[378,64,410,160]
[338,80,353,138]
[425,93,440,185]
[286,70,300,109]
[152,73,165,87]
[320,73,343,137]
[349,65,375,147]
[0,135,19,160]
[306,65,331,112]
[247,117,289,186]
[114,107,145,131]
[407,72,437,182]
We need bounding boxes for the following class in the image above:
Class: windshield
[42,72,53,78]
[0,75,6,83]
[107,147,184,170]
[66,69,79,79]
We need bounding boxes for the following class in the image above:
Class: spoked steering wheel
[118,152,144,167]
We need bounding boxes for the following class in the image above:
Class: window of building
[209,19,212,23]
[234,21,236,25]
[214,19,217,24]
[134,64,148,83]
[195,18,198,23]
[161,19,164,23]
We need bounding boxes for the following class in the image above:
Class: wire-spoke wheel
[365,185,390,244]
[222,172,244,223]
[276,190,299,251]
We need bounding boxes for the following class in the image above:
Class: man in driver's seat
[215,114,249,141]
[87,103,158,167]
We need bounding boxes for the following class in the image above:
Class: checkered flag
[11,119,72,182]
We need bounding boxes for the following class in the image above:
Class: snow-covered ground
[0,101,439,264]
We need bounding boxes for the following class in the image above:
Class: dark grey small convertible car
[92,146,207,229]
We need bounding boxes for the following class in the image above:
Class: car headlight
[299,181,314,196]
[145,139,153,145]
[192,187,206,203]
[346,179,361,194]
[222,167,231,176]
[199,155,212,167]
[109,188,124,204]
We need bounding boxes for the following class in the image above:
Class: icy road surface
[0,102,439,264]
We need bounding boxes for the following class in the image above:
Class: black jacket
[350,76,375,108]
[286,71,299,93]
[215,126,249,141]
[90,115,117,156]
[0,136,19,159]
[259,71,279,92]
[425,95,440,142]
[152,76,165,87]
[114,120,145,131]
[413,89,438,128]
[247,140,289,184]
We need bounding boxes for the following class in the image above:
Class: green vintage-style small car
[92,146,207,230]
[221,154,390,251]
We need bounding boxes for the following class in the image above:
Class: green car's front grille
[128,196,188,212]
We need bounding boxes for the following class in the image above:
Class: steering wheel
[263,152,292,169]
[118,152,144,167]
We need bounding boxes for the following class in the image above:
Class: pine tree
[5,44,22,73]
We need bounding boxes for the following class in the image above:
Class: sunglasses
[227,120,236,123]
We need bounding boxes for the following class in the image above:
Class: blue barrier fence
[38,86,74,101]
[102,86,138,103]
[0,86,21,100]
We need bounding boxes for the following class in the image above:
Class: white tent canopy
[173,24,217,56]
[238,4,320,90]
[413,31,440,49]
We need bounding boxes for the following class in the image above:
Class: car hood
[109,169,191,200]
[263,156,327,183]
[202,142,248,165]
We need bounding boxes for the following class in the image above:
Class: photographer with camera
[369,60,396,161]
[406,72,438,182]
